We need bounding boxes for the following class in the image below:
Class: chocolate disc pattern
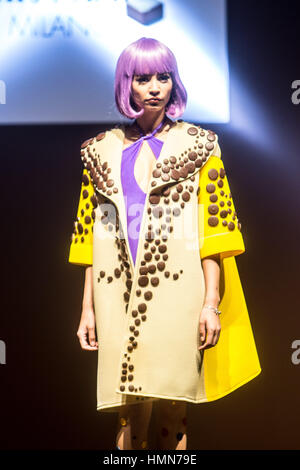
[82,124,238,396]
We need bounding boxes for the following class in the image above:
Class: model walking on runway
[69,37,261,450]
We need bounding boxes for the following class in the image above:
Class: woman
[69,37,261,450]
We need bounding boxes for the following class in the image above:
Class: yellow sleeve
[198,143,245,260]
[68,168,96,266]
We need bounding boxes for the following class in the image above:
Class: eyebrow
[135,72,170,78]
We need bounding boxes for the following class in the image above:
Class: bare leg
[115,401,153,450]
[154,400,187,450]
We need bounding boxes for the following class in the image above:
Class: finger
[201,328,221,350]
[77,328,98,350]
[213,328,221,346]
[88,326,96,347]
[77,327,88,348]
[198,341,214,351]
[206,328,215,346]
[198,328,214,350]
[199,321,206,342]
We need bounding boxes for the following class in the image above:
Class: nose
[149,77,160,95]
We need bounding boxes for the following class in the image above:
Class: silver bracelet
[203,304,221,315]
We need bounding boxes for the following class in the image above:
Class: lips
[146,99,161,102]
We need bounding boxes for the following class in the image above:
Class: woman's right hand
[77,306,98,351]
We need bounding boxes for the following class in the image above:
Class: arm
[197,138,245,350]
[198,254,221,350]
[68,162,98,350]
[77,265,98,351]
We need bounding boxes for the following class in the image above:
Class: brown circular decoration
[171,169,180,181]
[217,180,224,188]
[188,151,197,161]
[149,194,160,205]
[157,262,165,271]
[208,216,219,227]
[228,221,235,231]
[96,132,106,141]
[82,174,90,186]
[205,142,214,151]
[153,169,161,178]
[220,168,226,178]
[148,264,156,274]
[187,127,198,136]
[207,134,216,142]
[176,184,183,193]
[81,138,93,149]
[144,291,153,301]
[182,191,190,202]
[210,194,218,202]
[138,276,149,287]
[114,268,121,278]
[206,183,216,193]
[179,165,189,178]
[172,193,179,202]
[208,204,219,215]
[138,303,147,313]
[220,210,228,218]
[151,277,159,287]
[208,168,218,180]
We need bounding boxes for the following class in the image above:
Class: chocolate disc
[205,142,214,151]
[207,133,216,142]
[179,167,188,178]
[208,168,218,180]
[208,204,219,215]
[188,151,197,161]
[182,192,190,202]
[171,169,180,180]
[220,168,226,178]
[96,132,106,141]
[149,194,160,205]
[206,183,216,193]
[208,216,219,226]
[82,174,90,186]
[187,127,198,136]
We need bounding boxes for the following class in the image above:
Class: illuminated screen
[0,0,228,124]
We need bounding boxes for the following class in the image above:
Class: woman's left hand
[198,307,221,350]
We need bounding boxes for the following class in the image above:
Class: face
[131,71,173,112]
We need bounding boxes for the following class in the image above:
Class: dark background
[1,0,299,450]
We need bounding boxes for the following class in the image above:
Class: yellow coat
[68,120,261,413]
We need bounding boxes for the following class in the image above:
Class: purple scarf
[121,118,166,265]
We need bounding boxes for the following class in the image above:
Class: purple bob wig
[114,37,187,119]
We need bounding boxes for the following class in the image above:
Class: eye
[136,76,149,83]
[158,74,170,81]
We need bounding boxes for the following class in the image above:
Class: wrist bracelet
[203,304,221,315]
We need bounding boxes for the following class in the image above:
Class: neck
[135,110,167,135]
